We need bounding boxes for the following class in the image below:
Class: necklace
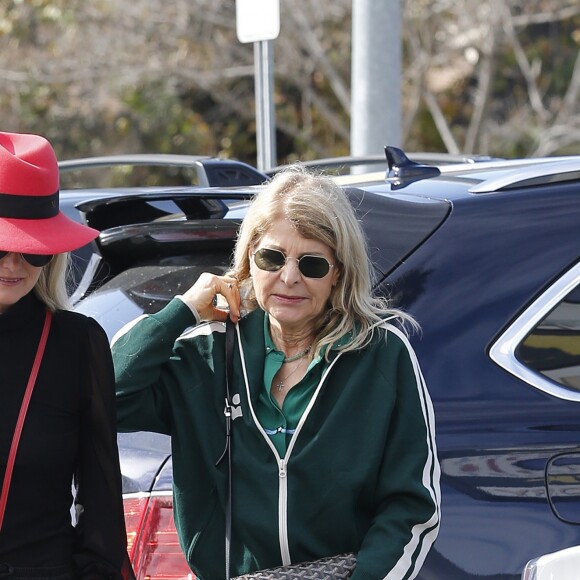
[282,346,311,363]
[275,357,309,392]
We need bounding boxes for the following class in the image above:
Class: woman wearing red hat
[0,132,133,579]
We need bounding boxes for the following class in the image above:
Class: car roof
[346,149,580,200]
[267,151,500,175]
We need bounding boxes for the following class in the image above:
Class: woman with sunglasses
[0,132,133,579]
[113,166,440,579]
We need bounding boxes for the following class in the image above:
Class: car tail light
[124,494,195,580]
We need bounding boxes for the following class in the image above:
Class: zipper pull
[279,461,287,478]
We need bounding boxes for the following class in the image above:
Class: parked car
[59,153,268,189]
[74,148,580,579]
[522,545,580,579]
[57,154,267,295]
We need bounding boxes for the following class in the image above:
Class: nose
[279,256,302,284]
[0,252,23,269]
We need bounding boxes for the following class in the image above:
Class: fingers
[182,273,240,323]
[219,277,240,323]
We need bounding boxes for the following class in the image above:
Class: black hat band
[0,191,59,219]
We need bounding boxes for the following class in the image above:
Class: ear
[331,267,340,287]
[248,247,256,277]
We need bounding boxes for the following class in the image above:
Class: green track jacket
[112,298,440,580]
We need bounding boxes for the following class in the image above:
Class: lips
[274,294,304,303]
[0,277,23,285]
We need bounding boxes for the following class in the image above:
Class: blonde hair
[33,253,72,311]
[227,165,417,358]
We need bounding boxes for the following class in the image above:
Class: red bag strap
[0,309,52,531]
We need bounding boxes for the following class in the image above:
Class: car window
[75,258,231,340]
[490,262,580,400]
[60,164,203,188]
[516,283,580,392]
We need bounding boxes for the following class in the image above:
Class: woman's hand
[181,273,240,323]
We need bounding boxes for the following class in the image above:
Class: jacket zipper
[277,459,290,564]
[236,327,343,565]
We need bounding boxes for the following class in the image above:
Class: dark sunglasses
[0,251,54,267]
[253,247,334,279]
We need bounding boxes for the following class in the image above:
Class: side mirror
[545,450,580,524]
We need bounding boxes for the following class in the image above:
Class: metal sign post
[236,0,280,172]
[254,40,275,172]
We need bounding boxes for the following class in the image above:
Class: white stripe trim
[381,323,441,580]
[110,314,148,346]
[177,320,225,341]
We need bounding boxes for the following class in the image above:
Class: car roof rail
[267,155,388,175]
[59,154,211,170]
[267,152,499,176]
[468,158,580,193]
[383,146,580,191]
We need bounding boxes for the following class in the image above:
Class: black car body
[72,150,580,579]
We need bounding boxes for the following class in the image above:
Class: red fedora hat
[0,131,98,255]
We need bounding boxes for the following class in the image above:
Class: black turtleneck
[0,291,131,578]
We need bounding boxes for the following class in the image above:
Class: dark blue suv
[74,149,580,579]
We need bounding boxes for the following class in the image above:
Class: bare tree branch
[501,1,550,123]
[283,2,351,112]
[464,0,502,153]
[555,50,580,123]
[424,90,460,154]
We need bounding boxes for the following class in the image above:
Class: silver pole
[254,40,277,172]
[351,0,402,168]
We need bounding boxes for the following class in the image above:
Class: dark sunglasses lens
[255,248,285,271]
[299,256,330,278]
[0,251,52,267]
[23,254,53,267]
